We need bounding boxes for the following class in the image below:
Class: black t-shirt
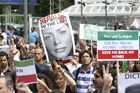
[65,85,75,93]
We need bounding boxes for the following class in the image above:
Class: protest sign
[97,31,139,61]
[79,24,100,41]
[15,59,37,84]
[39,13,75,61]
[118,72,140,93]
[131,19,140,29]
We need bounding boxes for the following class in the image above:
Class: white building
[61,0,140,31]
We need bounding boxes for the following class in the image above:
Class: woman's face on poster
[43,23,72,59]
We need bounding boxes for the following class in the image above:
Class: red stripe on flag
[98,50,138,59]
[17,74,37,83]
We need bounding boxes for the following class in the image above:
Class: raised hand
[8,38,20,69]
[8,38,19,58]
[69,56,78,65]
[18,37,26,48]
[16,78,32,93]
[37,78,52,93]
[102,64,113,93]
[102,64,113,87]
[52,60,63,72]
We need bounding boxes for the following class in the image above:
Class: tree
[33,0,74,17]
[33,0,50,17]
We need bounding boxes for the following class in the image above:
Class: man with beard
[0,51,17,92]
[29,48,56,92]
[0,51,13,76]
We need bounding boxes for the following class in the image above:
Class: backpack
[75,67,81,81]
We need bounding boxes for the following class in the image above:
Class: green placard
[98,31,138,40]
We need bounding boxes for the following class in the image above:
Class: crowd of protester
[0,23,139,93]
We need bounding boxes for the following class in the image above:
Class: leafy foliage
[33,0,74,17]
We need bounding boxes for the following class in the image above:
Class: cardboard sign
[79,24,101,41]
[39,13,75,61]
[118,72,140,93]
[97,31,139,61]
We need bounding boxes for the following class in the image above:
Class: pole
[52,0,54,13]
[59,0,61,12]
[24,0,28,43]
[105,0,108,30]
[80,0,83,23]
[50,0,52,14]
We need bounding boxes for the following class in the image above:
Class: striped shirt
[73,66,96,93]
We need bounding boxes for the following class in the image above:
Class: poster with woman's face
[39,13,75,61]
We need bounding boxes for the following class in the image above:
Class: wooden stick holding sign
[116,61,120,93]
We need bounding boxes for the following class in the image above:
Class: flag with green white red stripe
[97,31,139,61]
[15,59,37,84]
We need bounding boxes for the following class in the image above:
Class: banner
[79,24,100,41]
[15,59,37,84]
[39,13,75,61]
[97,31,139,61]
[118,72,140,93]
[131,19,140,30]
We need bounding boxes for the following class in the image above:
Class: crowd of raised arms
[0,25,139,93]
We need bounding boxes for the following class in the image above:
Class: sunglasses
[113,67,121,69]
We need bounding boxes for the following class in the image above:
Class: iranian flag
[15,59,37,84]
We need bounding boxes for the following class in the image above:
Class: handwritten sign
[97,31,139,61]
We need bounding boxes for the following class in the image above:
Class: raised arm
[37,78,53,93]
[52,60,76,86]
[102,64,113,93]
[16,82,33,93]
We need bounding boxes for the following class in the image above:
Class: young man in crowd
[93,64,113,93]
[73,50,96,93]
